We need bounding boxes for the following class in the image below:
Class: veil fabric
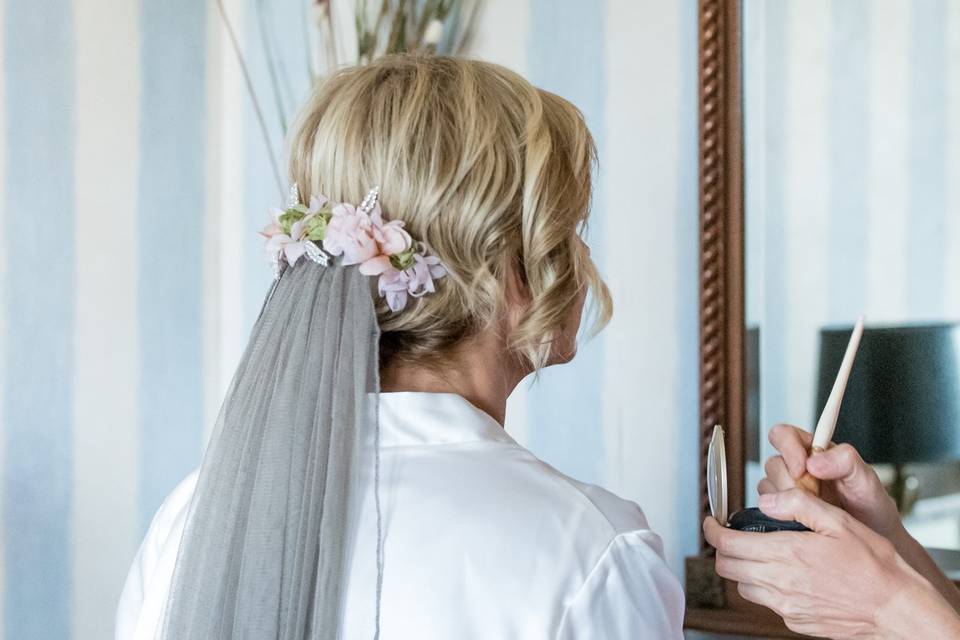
[159,260,382,639]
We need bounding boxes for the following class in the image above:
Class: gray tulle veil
[158,257,383,639]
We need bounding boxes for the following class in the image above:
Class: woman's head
[287,54,611,372]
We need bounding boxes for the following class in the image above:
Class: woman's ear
[502,253,532,342]
[504,253,531,307]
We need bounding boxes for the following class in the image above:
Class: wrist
[876,566,960,639]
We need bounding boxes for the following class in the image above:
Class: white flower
[424,19,444,46]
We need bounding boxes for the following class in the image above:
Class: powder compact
[707,425,809,533]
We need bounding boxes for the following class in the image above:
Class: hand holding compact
[705,489,959,639]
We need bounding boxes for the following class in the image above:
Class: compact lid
[707,425,728,525]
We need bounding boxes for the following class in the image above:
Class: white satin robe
[116,392,685,639]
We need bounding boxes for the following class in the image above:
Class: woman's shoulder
[477,447,667,557]
[560,474,652,533]
[150,471,199,538]
[514,452,655,533]
[546,466,668,557]
[115,470,199,639]
[515,460,683,637]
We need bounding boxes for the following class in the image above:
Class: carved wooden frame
[683,1,807,636]
[697,0,745,543]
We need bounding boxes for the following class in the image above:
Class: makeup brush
[797,315,865,495]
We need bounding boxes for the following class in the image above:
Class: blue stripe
[826,0,871,322]
[243,0,294,327]
[526,0,607,484]
[2,0,75,636]
[905,0,949,318]
[138,0,208,530]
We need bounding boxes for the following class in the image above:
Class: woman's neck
[378,331,528,426]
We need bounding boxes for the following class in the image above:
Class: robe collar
[377,392,517,448]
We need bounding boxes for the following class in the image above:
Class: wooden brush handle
[796,445,825,496]
[796,472,821,496]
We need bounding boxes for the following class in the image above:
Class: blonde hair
[287,54,612,370]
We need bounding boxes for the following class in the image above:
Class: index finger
[768,424,813,478]
[702,516,787,562]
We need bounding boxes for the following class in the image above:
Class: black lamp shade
[746,326,761,462]
[815,323,960,465]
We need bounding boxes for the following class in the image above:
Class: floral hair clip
[260,184,447,312]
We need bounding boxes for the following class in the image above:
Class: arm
[556,531,685,640]
[705,489,960,639]
[886,524,960,615]
[761,424,960,613]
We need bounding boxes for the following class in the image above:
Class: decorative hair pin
[260,184,447,312]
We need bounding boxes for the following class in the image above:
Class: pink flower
[362,249,448,312]
[357,253,408,311]
[358,254,393,276]
[407,253,446,297]
[322,203,379,265]
[261,185,448,308]
[265,218,311,266]
[374,219,412,255]
[261,193,328,251]
[260,207,286,239]
[377,267,410,312]
[368,203,412,255]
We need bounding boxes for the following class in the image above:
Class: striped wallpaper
[2,0,696,637]
[743,0,960,481]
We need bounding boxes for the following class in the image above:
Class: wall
[0,0,701,637]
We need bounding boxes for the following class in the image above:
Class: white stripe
[602,0,688,571]
[743,0,767,329]
[467,0,530,446]
[330,0,360,66]
[0,0,7,631]
[468,0,530,75]
[203,0,222,444]
[866,0,909,323]
[947,1,960,318]
[208,0,249,442]
[742,0,772,468]
[72,0,140,636]
[783,1,830,427]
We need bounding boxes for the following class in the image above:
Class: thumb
[806,443,866,488]
[758,488,846,535]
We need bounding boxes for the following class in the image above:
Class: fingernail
[759,493,776,509]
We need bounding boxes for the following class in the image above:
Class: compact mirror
[707,425,728,525]
[708,425,809,533]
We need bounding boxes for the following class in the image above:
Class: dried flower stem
[256,0,289,134]
[216,0,285,198]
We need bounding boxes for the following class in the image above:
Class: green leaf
[279,208,306,234]
[303,213,329,241]
[390,247,416,270]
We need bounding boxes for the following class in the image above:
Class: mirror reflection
[743,0,960,551]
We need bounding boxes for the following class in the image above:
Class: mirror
[742,0,960,550]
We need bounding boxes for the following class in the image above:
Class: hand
[759,424,901,540]
[704,489,959,639]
